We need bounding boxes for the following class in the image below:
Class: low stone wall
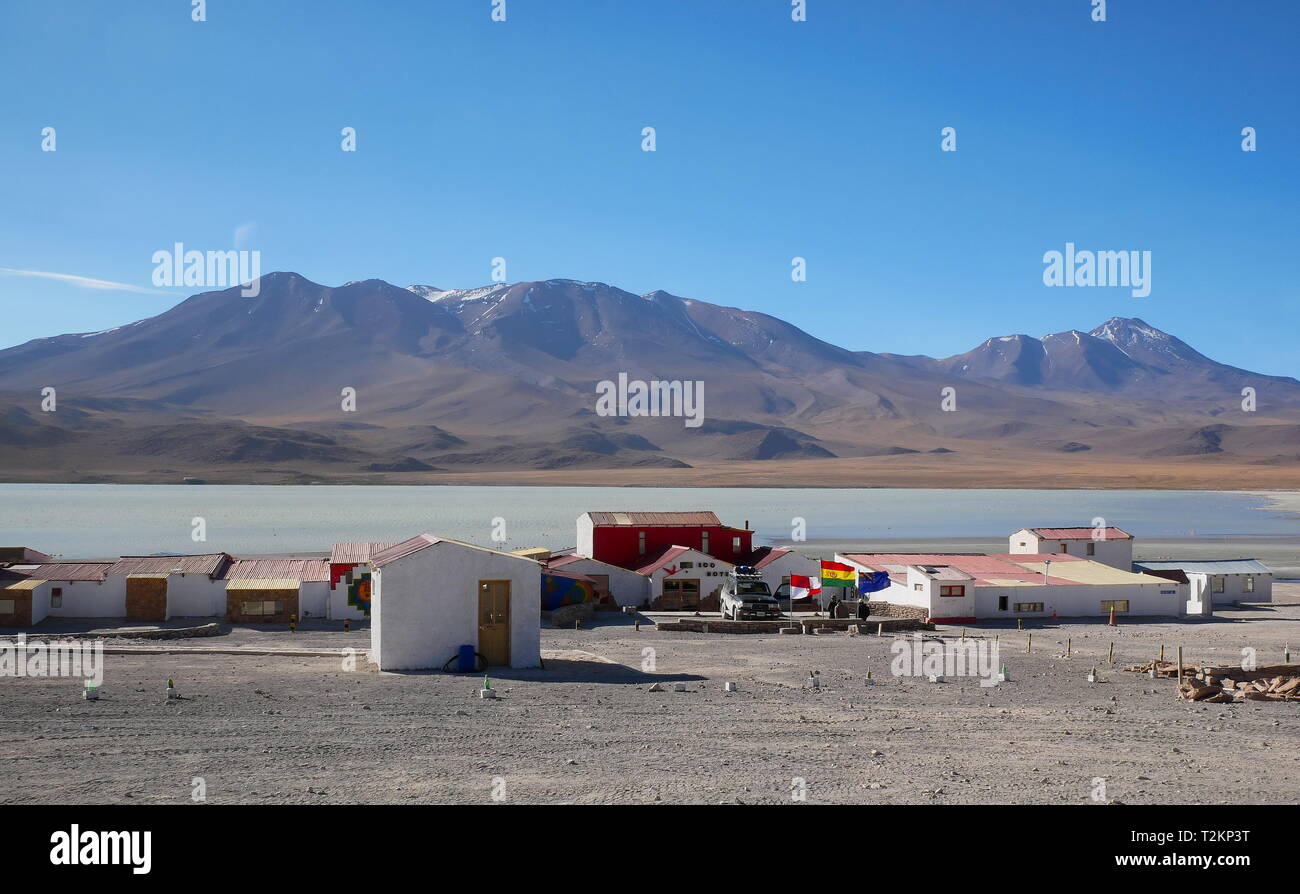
[0,622,225,643]
[655,616,932,635]
[865,602,929,620]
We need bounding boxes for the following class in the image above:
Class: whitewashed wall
[372,544,541,671]
[46,578,126,618]
[166,574,226,618]
[551,557,648,607]
[299,581,330,619]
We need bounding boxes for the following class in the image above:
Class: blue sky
[1,0,1296,374]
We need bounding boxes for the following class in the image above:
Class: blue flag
[858,571,890,595]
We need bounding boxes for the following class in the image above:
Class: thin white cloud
[0,267,170,295]
[233,222,258,249]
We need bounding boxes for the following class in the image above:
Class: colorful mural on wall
[541,574,596,611]
[347,571,373,615]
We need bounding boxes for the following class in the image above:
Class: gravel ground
[2,589,1298,806]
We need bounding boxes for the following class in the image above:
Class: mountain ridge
[0,272,1296,484]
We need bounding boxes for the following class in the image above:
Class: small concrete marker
[877,622,884,637]
[166,678,178,700]
[480,675,497,698]
[1087,667,1099,684]
[672,681,687,692]
[998,666,1008,683]
[928,674,944,683]
[724,681,738,692]
[807,672,820,689]
[83,682,99,701]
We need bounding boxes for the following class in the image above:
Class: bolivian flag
[821,560,856,588]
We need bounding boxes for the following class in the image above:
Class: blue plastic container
[457,644,476,673]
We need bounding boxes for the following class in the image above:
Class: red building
[575,511,754,570]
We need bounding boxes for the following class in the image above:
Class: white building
[328,542,394,621]
[369,534,541,671]
[1133,559,1273,606]
[836,551,1185,622]
[636,546,734,610]
[1009,527,1134,570]
[105,554,233,620]
[545,554,650,607]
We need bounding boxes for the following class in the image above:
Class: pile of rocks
[1126,660,1300,702]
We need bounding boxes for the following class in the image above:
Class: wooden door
[126,577,167,621]
[478,580,511,666]
[662,578,700,610]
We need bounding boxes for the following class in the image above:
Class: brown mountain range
[0,273,1296,487]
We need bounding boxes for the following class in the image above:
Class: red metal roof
[587,511,723,527]
[28,563,113,582]
[1027,527,1133,541]
[635,545,695,576]
[330,542,398,563]
[223,558,330,582]
[370,534,440,567]
[107,554,232,577]
[842,553,1084,587]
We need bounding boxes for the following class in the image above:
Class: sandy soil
[6,452,1300,489]
[2,590,1298,806]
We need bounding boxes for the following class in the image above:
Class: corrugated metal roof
[587,511,723,527]
[1028,527,1133,541]
[329,542,398,563]
[546,554,628,573]
[28,563,112,582]
[370,534,542,568]
[126,573,170,579]
[1135,559,1272,575]
[745,546,792,569]
[635,545,698,576]
[108,554,231,577]
[223,558,330,582]
[226,578,301,591]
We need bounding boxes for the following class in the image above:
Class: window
[0,599,14,614]
[701,531,709,553]
[1245,576,1255,593]
[638,531,646,555]
[1086,542,1095,556]
[1014,602,1043,612]
[732,536,741,552]
[51,587,63,608]
[1018,541,1027,547]
[1212,576,1225,594]
[242,600,283,617]
[998,595,1008,611]
[680,561,694,569]
[939,585,965,597]
[1059,543,1068,554]
[913,583,924,591]
[1100,600,1129,613]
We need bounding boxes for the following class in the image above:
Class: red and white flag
[790,575,821,600]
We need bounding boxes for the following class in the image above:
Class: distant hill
[0,273,1296,485]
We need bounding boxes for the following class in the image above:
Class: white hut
[369,535,541,671]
